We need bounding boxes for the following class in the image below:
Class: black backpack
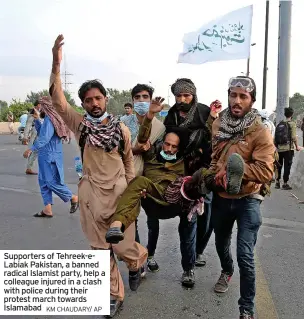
[274,121,291,146]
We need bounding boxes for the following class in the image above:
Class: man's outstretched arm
[49,34,83,133]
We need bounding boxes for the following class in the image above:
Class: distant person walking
[23,96,78,217]
[7,111,14,134]
[275,107,301,190]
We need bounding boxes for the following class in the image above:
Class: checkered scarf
[39,96,69,138]
[214,107,259,145]
[81,114,123,152]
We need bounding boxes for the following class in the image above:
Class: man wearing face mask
[105,98,219,252]
[146,78,220,287]
[127,84,165,272]
[49,35,147,318]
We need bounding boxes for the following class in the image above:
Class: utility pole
[275,1,292,125]
[61,54,73,92]
[262,1,270,109]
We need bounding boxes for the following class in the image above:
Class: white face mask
[86,112,108,123]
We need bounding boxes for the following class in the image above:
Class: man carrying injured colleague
[105,97,245,244]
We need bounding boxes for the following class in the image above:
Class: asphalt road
[0,134,303,319]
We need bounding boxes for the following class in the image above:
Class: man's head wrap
[171,78,198,127]
[39,96,69,139]
[171,78,197,97]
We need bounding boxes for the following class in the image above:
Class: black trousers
[277,150,294,183]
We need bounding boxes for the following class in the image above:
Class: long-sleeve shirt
[19,114,28,127]
[31,116,63,155]
[30,116,65,183]
[49,71,135,186]
[138,116,184,191]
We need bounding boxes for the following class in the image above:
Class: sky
[0,0,302,114]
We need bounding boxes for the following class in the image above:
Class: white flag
[178,5,253,65]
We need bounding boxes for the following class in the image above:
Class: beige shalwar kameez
[49,72,147,301]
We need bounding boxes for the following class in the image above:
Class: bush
[0,99,33,122]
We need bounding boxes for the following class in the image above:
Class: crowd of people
[13,34,302,319]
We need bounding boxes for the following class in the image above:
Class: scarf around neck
[214,107,259,145]
[81,114,123,152]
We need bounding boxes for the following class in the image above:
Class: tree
[25,89,77,106]
[0,99,33,121]
[289,93,304,117]
[106,88,132,116]
[0,100,8,108]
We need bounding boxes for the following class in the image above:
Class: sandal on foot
[33,211,53,218]
[226,153,245,195]
[70,200,79,214]
[105,227,124,244]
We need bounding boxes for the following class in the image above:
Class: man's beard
[87,107,105,118]
[176,102,192,112]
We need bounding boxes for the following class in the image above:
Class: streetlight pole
[246,43,256,76]
[275,1,292,125]
[246,58,250,76]
[262,1,270,109]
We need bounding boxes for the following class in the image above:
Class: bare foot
[43,204,53,216]
[71,195,78,203]
[110,221,122,229]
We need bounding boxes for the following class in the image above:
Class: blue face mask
[160,150,177,161]
[134,102,150,116]
[86,112,108,123]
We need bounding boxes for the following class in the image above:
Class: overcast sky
[0,0,302,113]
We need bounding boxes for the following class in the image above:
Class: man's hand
[23,149,32,159]
[147,97,165,120]
[52,34,64,71]
[135,141,151,152]
[140,189,147,198]
[296,146,303,151]
[210,100,222,118]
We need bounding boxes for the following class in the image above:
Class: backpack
[274,121,291,146]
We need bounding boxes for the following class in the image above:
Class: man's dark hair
[78,80,107,102]
[131,84,154,99]
[284,107,294,118]
[34,100,40,107]
[124,102,133,108]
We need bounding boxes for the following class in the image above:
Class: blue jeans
[196,192,213,255]
[142,198,197,271]
[212,194,262,314]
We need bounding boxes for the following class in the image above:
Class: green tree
[0,100,8,121]
[25,90,77,106]
[0,100,8,108]
[0,99,33,121]
[107,88,132,116]
[289,93,304,117]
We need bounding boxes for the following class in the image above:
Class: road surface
[0,135,303,319]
